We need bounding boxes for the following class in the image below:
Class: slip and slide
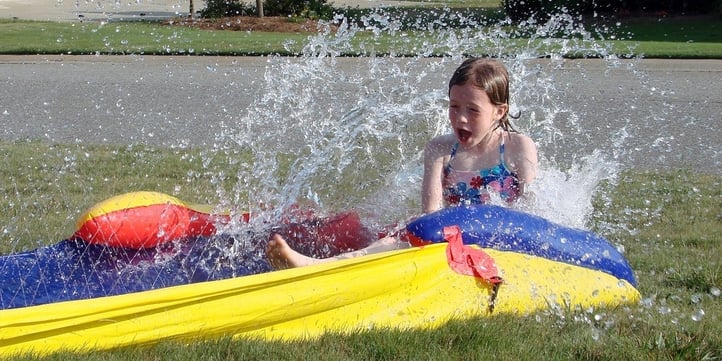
[0,191,639,356]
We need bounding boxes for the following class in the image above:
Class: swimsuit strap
[443,143,458,177]
[498,133,507,169]
[449,142,459,160]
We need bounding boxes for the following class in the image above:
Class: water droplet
[691,309,705,321]
[591,328,601,341]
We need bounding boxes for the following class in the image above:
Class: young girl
[266,58,538,269]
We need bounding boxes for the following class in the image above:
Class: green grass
[0,20,309,56]
[618,16,721,42]
[609,16,722,58]
[1,140,720,360]
[0,141,232,254]
[1,11,720,58]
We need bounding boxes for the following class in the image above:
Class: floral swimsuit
[442,139,520,205]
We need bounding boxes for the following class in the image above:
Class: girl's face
[448,83,507,148]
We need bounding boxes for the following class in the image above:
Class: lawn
[1,141,720,360]
[0,10,720,58]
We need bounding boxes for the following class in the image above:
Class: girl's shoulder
[425,134,456,151]
[503,132,538,177]
[505,132,536,152]
[424,134,456,160]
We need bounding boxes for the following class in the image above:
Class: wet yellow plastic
[0,244,640,357]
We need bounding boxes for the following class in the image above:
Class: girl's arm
[421,136,452,214]
[507,133,539,190]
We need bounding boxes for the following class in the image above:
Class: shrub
[502,0,620,23]
[502,0,720,23]
[262,0,335,19]
[200,0,256,18]
[201,0,335,19]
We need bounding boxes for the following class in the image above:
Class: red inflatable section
[73,192,375,253]
[73,203,231,249]
[277,211,375,258]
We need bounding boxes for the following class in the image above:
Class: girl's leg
[266,234,408,270]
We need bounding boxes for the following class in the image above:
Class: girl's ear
[496,103,509,120]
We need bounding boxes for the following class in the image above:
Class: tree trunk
[256,0,264,17]
[189,0,194,18]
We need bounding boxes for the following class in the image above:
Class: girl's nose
[449,107,467,124]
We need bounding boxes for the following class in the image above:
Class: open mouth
[456,129,471,143]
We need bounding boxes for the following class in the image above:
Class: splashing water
[206,10,638,234]
[2,7,720,316]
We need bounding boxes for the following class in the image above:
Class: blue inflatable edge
[406,205,637,287]
[0,236,271,310]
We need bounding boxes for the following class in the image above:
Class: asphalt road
[1,55,720,171]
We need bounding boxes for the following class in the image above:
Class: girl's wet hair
[448,58,518,132]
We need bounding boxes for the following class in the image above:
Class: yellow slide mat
[0,244,640,357]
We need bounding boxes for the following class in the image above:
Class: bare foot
[265,234,325,269]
